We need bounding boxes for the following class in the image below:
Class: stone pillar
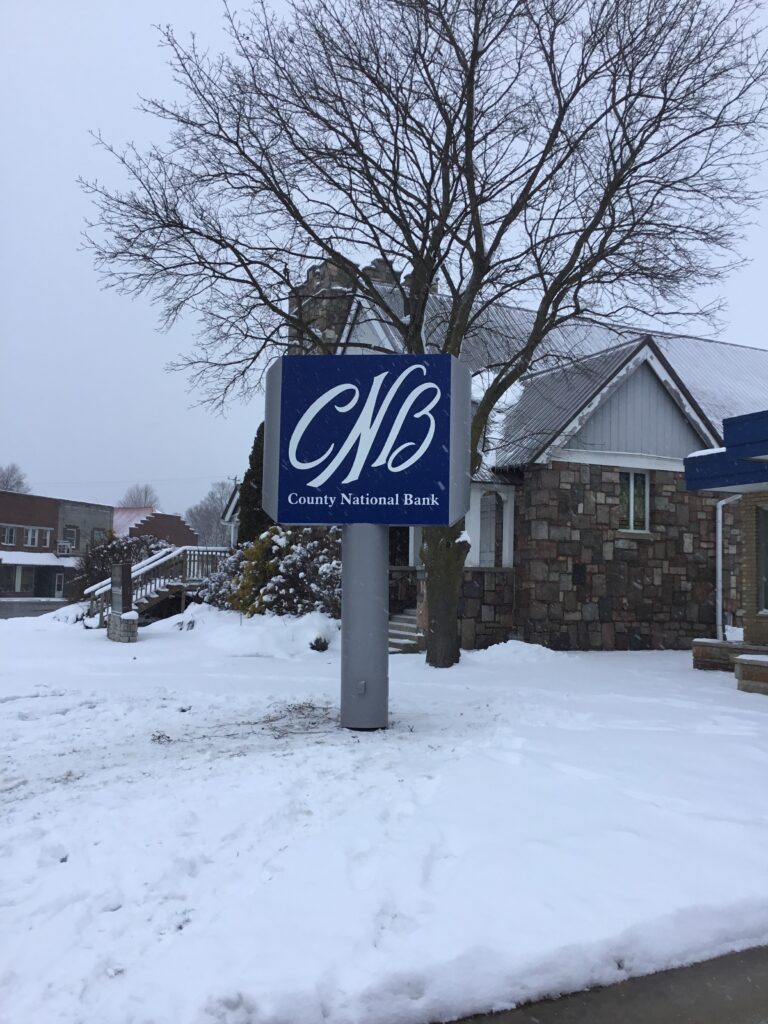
[107,563,138,643]
[107,611,139,643]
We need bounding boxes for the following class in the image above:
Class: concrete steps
[389,608,423,654]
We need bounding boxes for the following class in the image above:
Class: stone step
[388,609,423,654]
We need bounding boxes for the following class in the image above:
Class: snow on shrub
[258,527,341,618]
[71,534,171,596]
[201,526,341,619]
[197,547,247,609]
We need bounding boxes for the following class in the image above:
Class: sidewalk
[453,946,768,1024]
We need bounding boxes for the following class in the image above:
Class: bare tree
[118,483,160,508]
[84,0,768,666]
[185,481,232,546]
[0,463,31,493]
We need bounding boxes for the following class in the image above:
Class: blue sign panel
[685,409,768,493]
[262,354,470,525]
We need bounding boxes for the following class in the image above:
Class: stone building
[292,262,768,651]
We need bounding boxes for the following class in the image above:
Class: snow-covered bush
[259,527,341,618]
[71,534,171,596]
[201,526,341,619]
[197,547,247,609]
[228,526,290,614]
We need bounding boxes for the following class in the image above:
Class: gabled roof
[496,338,720,469]
[344,293,768,469]
[495,343,640,467]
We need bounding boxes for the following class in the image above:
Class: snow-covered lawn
[2,606,768,1024]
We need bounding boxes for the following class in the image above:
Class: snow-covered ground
[2,606,768,1024]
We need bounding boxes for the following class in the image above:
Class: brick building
[0,492,112,601]
[112,508,198,547]
[0,492,197,604]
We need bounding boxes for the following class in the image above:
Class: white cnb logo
[288,363,442,488]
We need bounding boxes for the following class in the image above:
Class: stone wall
[107,611,138,643]
[510,462,741,651]
[414,568,515,649]
[288,261,355,350]
[458,569,516,649]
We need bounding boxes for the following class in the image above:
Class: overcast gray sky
[2,1,767,515]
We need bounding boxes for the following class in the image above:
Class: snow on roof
[652,335,768,433]
[0,552,78,568]
[112,507,156,537]
[687,446,727,459]
[346,292,768,469]
[496,344,638,468]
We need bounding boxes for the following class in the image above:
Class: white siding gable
[564,361,706,459]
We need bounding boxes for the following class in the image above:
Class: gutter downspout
[716,494,741,641]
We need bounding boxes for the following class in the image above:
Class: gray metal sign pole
[340,523,389,730]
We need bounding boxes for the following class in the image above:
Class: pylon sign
[262,354,471,526]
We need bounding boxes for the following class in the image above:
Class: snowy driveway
[2,606,768,1024]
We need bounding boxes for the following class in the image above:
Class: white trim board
[548,449,686,472]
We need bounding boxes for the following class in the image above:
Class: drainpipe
[716,494,741,641]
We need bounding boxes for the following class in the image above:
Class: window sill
[616,530,654,540]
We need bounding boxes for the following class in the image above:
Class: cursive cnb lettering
[288,364,441,488]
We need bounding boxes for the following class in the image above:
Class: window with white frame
[39,529,51,548]
[62,525,79,550]
[23,527,39,547]
[759,507,768,612]
[479,492,503,567]
[618,471,649,532]
[0,525,15,545]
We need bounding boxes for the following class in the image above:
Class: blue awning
[685,409,768,492]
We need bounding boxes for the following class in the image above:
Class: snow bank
[2,612,768,1024]
[45,601,88,624]
[157,603,341,659]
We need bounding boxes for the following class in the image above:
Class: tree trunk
[421,522,470,668]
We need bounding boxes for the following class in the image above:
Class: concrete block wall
[58,501,113,556]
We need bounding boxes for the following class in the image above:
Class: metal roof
[346,292,768,469]
[494,344,639,467]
